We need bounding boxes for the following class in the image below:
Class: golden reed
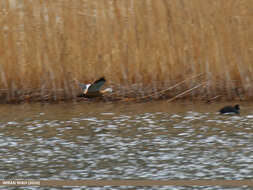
[0,0,253,102]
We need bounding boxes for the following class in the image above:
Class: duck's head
[101,87,113,93]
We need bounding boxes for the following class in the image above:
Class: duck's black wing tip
[94,77,106,84]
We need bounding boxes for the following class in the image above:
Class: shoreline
[0,90,244,104]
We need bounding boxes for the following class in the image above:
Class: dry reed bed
[0,0,253,103]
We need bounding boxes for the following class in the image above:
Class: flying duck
[219,104,240,114]
[78,77,112,98]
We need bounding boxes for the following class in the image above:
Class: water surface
[0,101,253,189]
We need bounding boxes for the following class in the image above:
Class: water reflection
[0,102,253,189]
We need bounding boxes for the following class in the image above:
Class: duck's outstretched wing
[87,77,106,93]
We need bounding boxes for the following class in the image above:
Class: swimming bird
[78,77,112,98]
[219,104,240,114]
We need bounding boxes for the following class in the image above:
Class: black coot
[219,104,240,114]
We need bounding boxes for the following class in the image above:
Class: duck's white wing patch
[86,84,91,89]
[79,84,90,90]
[79,83,91,94]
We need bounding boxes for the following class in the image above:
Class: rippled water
[0,101,253,190]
